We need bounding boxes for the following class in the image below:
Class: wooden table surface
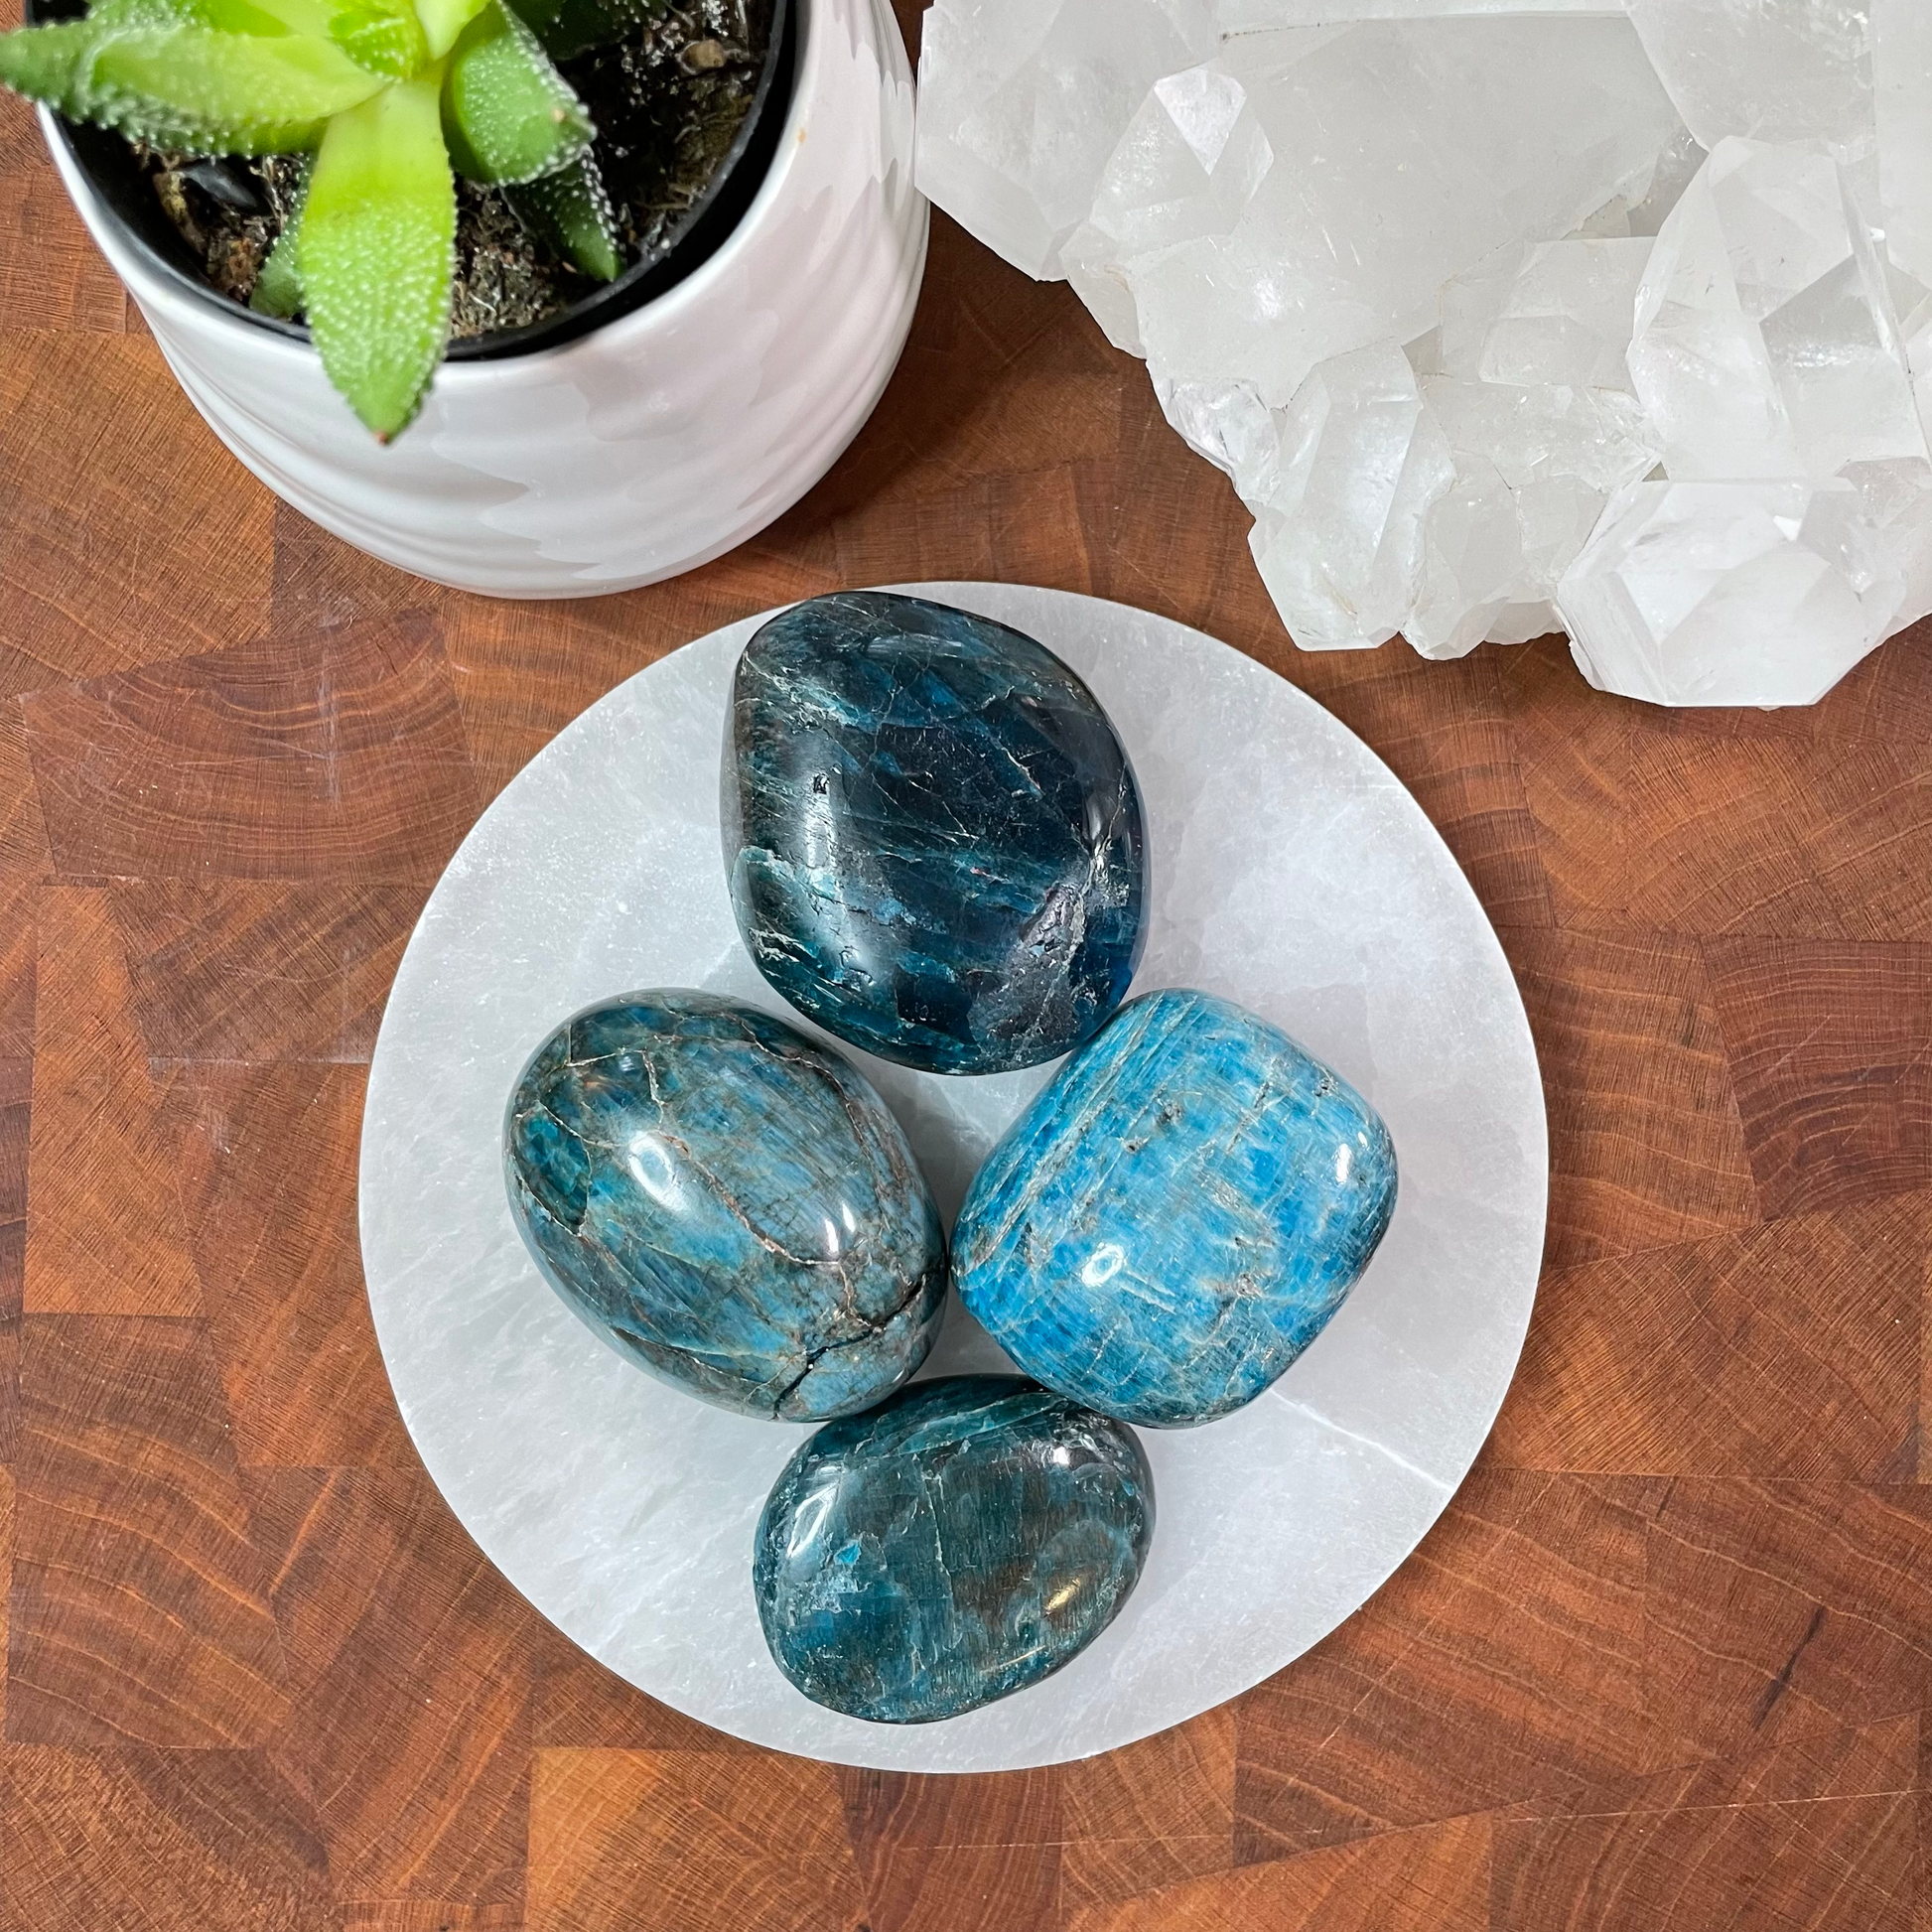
[5,6,1932,1925]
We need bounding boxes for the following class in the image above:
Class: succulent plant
[0,0,653,437]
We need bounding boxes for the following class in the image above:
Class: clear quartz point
[917,0,1932,706]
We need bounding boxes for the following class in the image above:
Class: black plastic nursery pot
[26,0,796,358]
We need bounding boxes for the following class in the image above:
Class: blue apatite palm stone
[955,989,1398,1428]
[721,591,1149,1075]
[753,1375,1154,1723]
[503,991,946,1421]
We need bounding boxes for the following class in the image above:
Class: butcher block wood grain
[3,3,1932,1919]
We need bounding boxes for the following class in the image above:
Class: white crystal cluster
[916,0,1932,706]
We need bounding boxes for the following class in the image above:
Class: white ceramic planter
[43,0,927,597]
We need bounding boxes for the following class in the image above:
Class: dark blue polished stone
[721,591,1149,1075]
[753,1375,1154,1723]
[954,989,1398,1428]
[503,991,946,1421]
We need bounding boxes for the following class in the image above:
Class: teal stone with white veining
[953,988,1398,1428]
[753,1375,1155,1723]
[721,590,1149,1075]
[503,991,947,1421]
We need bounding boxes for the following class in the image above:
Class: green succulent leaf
[250,213,305,312]
[102,0,343,35]
[441,0,588,186]
[412,0,491,60]
[98,0,209,26]
[504,151,619,278]
[298,67,455,438]
[0,0,183,115]
[327,0,428,77]
[502,0,661,62]
[249,155,308,313]
[85,27,384,150]
[0,20,108,107]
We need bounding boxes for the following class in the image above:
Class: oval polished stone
[503,991,946,1421]
[954,989,1398,1428]
[721,590,1149,1075]
[753,1375,1155,1723]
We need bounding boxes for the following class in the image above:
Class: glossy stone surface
[503,991,946,1421]
[753,1375,1155,1723]
[722,590,1148,1075]
[364,584,1550,1770]
[955,989,1398,1428]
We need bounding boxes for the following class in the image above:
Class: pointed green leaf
[298,68,454,438]
[504,152,619,278]
[251,213,305,313]
[0,0,347,127]
[412,0,489,60]
[86,27,384,150]
[328,0,427,77]
[0,0,184,114]
[441,0,587,186]
[0,21,106,108]
[503,0,662,62]
[249,154,308,313]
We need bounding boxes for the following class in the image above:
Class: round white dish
[42,0,927,599]
[358,582,1548,1771]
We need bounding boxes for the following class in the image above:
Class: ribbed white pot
[42,0,927,597]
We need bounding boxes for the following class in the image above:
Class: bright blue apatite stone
[753,1375,1154,1723]
[503,991,946,1421]
[722,591,1149,1075]
[954,989,1398,1428]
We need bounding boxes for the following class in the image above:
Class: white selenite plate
[359,582,1548,1772]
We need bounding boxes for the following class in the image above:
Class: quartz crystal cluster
[916,0,1932,706]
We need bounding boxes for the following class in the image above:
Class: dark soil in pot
[31,0,793,356]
